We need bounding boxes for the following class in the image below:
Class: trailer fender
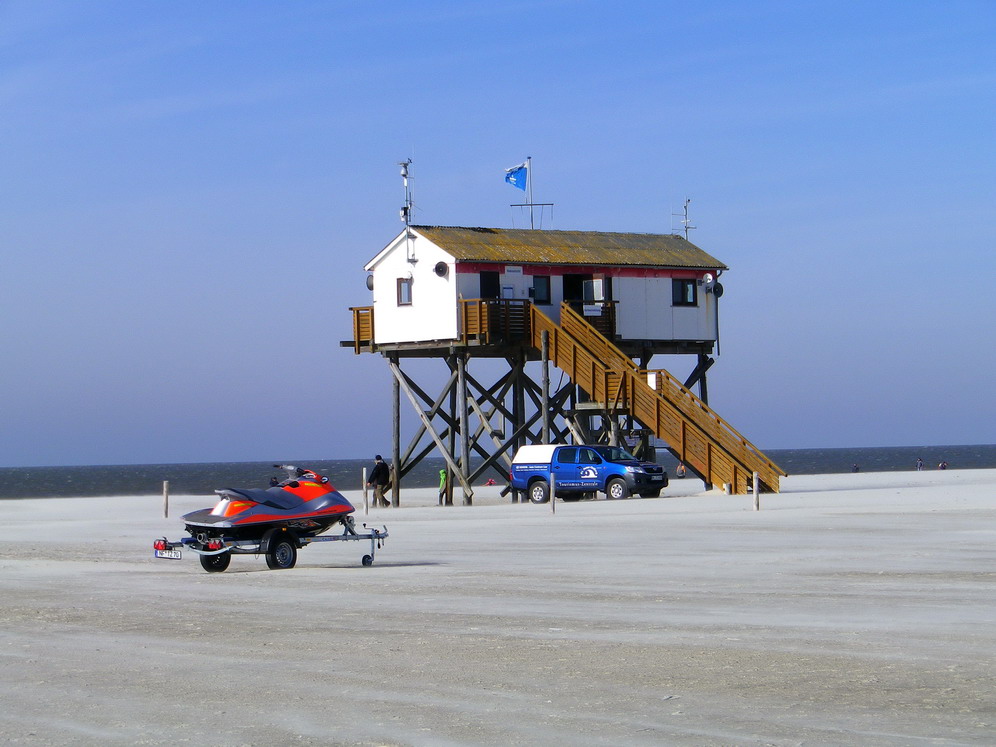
[260,526,299,554]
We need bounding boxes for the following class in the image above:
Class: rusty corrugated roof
[412,226,728,269]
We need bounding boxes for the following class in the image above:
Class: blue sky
[2,1,994,466]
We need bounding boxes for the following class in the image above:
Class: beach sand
[0,469,993,745]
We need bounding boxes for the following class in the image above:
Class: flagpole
[526,156,534,230]
[506,157,551,230]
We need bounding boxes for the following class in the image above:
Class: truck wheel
[528,480,550,504]
[606,478,629,500]
[200,551,231,573]
[266,537,298,570]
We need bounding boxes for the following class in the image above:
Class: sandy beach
[1,469,993,745]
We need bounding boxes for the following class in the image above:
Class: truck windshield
[592,446,638,462]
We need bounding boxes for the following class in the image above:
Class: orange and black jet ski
[154,465,384,572]
[182,464,354,538]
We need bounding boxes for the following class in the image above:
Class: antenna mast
[672,198,696,240]
[399,158,416,262]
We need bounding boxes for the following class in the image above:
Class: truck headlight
[625,465,644,474]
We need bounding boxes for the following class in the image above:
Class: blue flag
[505,162,527,191]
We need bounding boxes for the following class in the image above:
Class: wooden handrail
[559,304,784,478]
[641,368,784,478]
[531,304,784,492]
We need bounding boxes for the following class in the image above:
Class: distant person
[675,463,686,478]
[367,455,391,507]
[269,476,279,487]
[851,464,860,473]
[438,469,447,505]
[484,478,496,486]
[938,460,948,470]
[916,457,924,472]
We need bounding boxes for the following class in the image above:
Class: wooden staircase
[530,304,785,493]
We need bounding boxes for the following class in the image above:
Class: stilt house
[346,225,783,500]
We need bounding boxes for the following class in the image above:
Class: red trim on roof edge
[454,262,710,278]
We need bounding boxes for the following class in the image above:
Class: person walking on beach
[367,455,391,507]
[916,457,924,471]
[438,469,447,505]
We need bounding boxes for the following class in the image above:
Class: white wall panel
[369,235,458,344]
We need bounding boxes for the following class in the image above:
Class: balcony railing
[349,306,374,353]
[459,299,531,345]
[350,298,617,351]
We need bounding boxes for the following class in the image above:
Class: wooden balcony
[348,300,532,354]
[349,306,374,353]
[459,299,531,345]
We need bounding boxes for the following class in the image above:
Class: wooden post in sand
[163,481,169,518]
[550,472,556,515]
[392,368,401,508]
[753,471,760,511]
[541,330,550,444]
[362,467,369,516]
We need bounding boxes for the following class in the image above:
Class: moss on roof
[412,226,727,269]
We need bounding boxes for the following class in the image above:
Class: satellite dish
[703,273,714,285]
[434,261,448,277]
[365,275,374,291]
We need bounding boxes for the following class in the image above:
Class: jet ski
[153,465,385,573]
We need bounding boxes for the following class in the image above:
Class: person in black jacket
[368,455,391,507]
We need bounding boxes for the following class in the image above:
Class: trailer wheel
[528,480,550,504]
[266,537,298,570]
[200,551,231,573]
[606,478,629,500]
[362,554,373,567]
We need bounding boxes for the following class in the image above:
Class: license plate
[651,475,664,481]
[155,549,182,560]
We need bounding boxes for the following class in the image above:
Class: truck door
[553,447,578,489]
[576,447,603,490]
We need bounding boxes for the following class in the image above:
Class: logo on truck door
[579,466,599,479]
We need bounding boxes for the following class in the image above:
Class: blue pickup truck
[510,444,668,503]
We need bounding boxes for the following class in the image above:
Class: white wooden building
[360,225,727,355]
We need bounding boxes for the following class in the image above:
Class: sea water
[1,444,993,500]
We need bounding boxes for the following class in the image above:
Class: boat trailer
[153,515,388,572]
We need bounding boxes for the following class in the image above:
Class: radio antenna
[399,158,416,262]
[672,197,696,240]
